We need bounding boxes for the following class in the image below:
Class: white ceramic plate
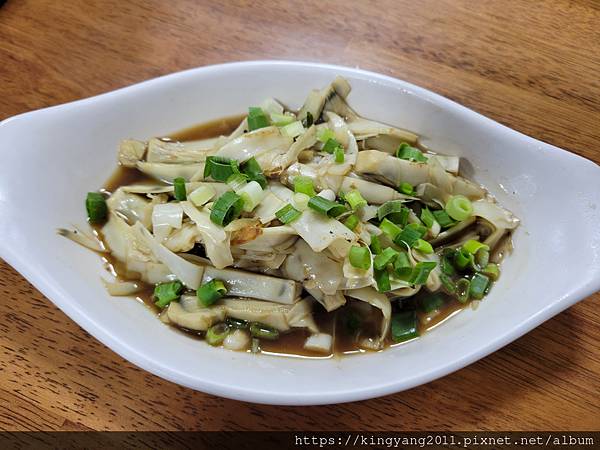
[1,61,599,405]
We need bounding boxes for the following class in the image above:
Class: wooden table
[1,0,599,432]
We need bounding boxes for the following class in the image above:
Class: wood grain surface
[1,0,599,432]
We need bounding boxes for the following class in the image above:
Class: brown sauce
[97,114,477,358]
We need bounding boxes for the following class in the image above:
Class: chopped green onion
[281,120,305,138]
[370,234,383,255]
[250,322,279,340]
[334,146,345,163]
[473,248,490,271]
[455,278,470,303]
[409,261,437,285]
[197,279,227,307]
[204,156,240,182]
[275,204,302,224]
[413,239,433,254]
[391,311,419,343]
[396,143,428,163]
[247,106,270,131]
[226,173,248,192]
[440,273,456,294]
[345,189,367,210]
[242,157,267,189]
[469,273,490,300]
[349,245,371,270]
[238,181,265,212]
[454,248,473,270]
[432,209,455,228]
[210,191,244,226]
[343,214,360,231]
[206,323,230,346]
[394,223,428,248]
[420,292,445,313]
[85,192,108,223]
[462,239,490,255]
[377,200,408,226]
[317,128,335,143]
[294,176,316,197]
[445,195,473,221]
[399,182,414,195]
[153,280,183,309]
[189,185,216,207]
[226,317,249,329]
[393,251,412,279]
[420,208,435,229]
[322,137,342,154]
[374,268,391,292]
[440,248,457,276]
[374,247,399,270]
[379,218,402,239]
[251,338,260,353]
[302,111,314,128]
[270,112,294,126]
[481,263,500,281]
[291,192,310,211]
[307,196,346,217]
[173,177,187,201]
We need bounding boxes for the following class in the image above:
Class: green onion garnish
[391,310,419,343]
[462,239,489,255]
[317,128,335,143]
[322,137,342,154]
[409,261,437,285]
[432,209,455,228]
[481,263,500,281]
[153,280,184,309]
[189,185,216,207]
[343,214,360,231]
[247,106,270,131]
[379,217,402,239]
[307,196,346,217]
[173,177,187,201]
[399,182,414,195]
[393,251,412,279]
[294,176,316,197]
[197,279,227,307]
[374,247,399,270]
[396,143,428,163]
[445,195,473,221]
[455,278,470,303]
[275,204,302,224]
[242,157,267,189]
[270,112,294,126]
[440,273,456,294]
[420,208,435,229]
[413,239,434,254]
[440,248,457,276]
[210,191,244,226]
[370,234,383,255]
[394,223,428,248]
[250,322,280,340]
[345,189,367,210]
[334,146,345,163]
[281,120,305,138]
[349,245,371,270]
[204,156,240,182]
[454,248,473,270]
[238,181,265,212]
[302,111,314,128]
[206,323,230,346]
[226,317,249,329]
[85,192,108,224]
[377,200,408,226]
[292,192,310,211]
[469,273,490,300]
[226,173,248,192]
[420,292,445,313]
[374,268,391,292]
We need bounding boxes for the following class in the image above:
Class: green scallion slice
[302,111,314,128]
[462,239,490,255]
[206,323,230,346]
[454,248,473,270]
[153,280,184,309]
[393,251,412,279]
[409,261,437,285]
[173,177,187,201]
[204,156,240,182]
[226,317,249,329]
[481,263,500,281]
[270,112,294,126]
[242,157,267,189]
[420,208,435,229]
[334,146,345,163]
[445,195,473,221]
[420,292,445,313]
[377,200,409,226]
[379,218,402,239]
[275,204,302,224]
[394,223,427,248]
[370,233,383,255]
[469,273,490,300]
[197,279,227,307]
[396,143,428,163]
[293,176,316,197]
[440,273,456,294]
[349,245,371,270]
[322,137,342,154]
[440,248,457,276]
[374,268,391,292]
[317,128,335,143]
[343,214,360,231]
[345,189,367,210]
[432,209,455,228]
[247,106,270,131]
[250,322,280,340]
[210,191,244,226]
[373,247,399,271]
[391,310,419,343]
[399,182,414,195]
[455,278,470,303]
[85,192,108,223]
[307,195,346,217]
[413,238,434,254]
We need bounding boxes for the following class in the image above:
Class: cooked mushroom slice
[235,225,297,251]
[107,188,153,227]
[215,126,293,163]
[340,176,414,204]
[305,287,347,312]
[221,297,316,331]
[146,137,219,164]
[347,118,418,152]
[118,139,147,167]
[167,301,226,331]
[122,181,230,197]
[57,227,106,252]
[355,150,430,186]
[136,161,204,183]
[297,75,352,124]
[430,217,477,247]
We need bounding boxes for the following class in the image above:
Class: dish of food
[61,76,519,357]
[2,61,598,404]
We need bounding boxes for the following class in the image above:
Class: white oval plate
[1,61,599,405]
